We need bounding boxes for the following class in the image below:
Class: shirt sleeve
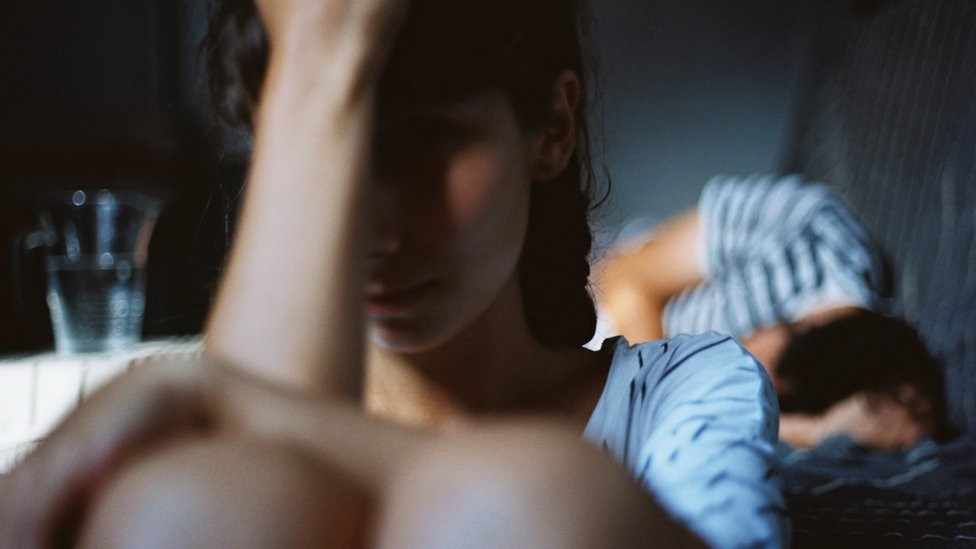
[584,334,790,548]
[664,174,889,338]
[699,174,826,279]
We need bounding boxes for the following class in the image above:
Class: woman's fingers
[252,0,409,101]
[0,356,213,547]
[254,0,408,58]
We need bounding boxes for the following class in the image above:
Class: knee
[78,436,370,549]
[375,422,688,548]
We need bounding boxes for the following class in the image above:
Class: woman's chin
[367,320,444,355]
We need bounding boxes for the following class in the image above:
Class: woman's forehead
[377,2,525,107]
[378,53,510,114]
[377,91,513,128]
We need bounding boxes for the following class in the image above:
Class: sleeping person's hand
[818,391,931,451]
[781,390,933,451]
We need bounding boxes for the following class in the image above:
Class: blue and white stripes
[663,174,888,340]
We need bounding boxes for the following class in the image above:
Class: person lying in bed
[0,1,788,547]
[596,174,947,451]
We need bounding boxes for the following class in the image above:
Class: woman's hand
[0,353,425,547]
[254,0,408,89]
[0,354,224,548]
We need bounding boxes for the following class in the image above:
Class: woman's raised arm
[204,0,407,397]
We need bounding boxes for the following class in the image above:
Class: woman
[0,1,786,547]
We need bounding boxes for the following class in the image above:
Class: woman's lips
[366,281,435,316]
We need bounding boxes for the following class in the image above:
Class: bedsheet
[781,435,976,547]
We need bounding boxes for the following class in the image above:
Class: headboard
[785,0,976,433]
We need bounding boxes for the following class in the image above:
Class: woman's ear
[532,70,580,182]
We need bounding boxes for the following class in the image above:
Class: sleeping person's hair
[777,310,950,438]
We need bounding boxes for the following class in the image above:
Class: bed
[781,0,976,545]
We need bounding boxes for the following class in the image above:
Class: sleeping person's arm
[596,210,703,343]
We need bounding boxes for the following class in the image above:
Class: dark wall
[589,0,836,241]
[0,0,240,352]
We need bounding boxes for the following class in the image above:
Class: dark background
[0,0,830,353]
[0,0,246,352]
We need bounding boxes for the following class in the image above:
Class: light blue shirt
[584,333,789,548]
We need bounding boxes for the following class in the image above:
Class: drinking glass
[36,189,162,353]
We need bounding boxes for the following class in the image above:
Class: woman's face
[366,91,540,353]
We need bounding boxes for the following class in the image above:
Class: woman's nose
[369,186,402,257]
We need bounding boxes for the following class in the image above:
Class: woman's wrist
[260,45,376,132]
[247,42,376,202]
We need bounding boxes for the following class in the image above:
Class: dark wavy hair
[205,0,604,348]
[777,310,951,438]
